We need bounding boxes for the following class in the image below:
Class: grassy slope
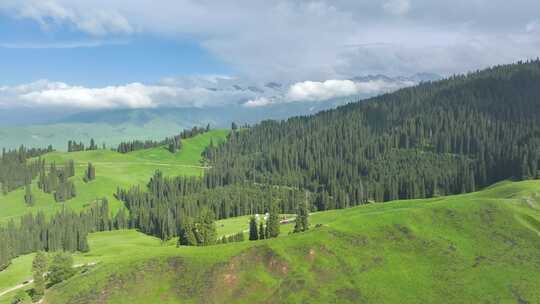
[28,180,540,304]
[0,130,229,224]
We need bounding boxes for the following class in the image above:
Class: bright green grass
[0,130,229,224]
[16,179,537,304]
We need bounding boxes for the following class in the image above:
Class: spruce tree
[249,216,258,241]
[196,209,217,246]
[266,202,280,238]
[84,162,95,182]
[32,251,48,298]
[258,220,266,240]
[293,193,309,233]
[24,184,34,206]
[178,217,197,246]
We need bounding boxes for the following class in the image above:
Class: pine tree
[24,184,34,206]
[178,217,197,246]
[84,162,95,182]
[293,192,309,233]
[249,216,258,241]
[195,209,217,246]
[32,251,48,298]
[168,142,177,154]
[266,202,280,238]
[258,220,266,240]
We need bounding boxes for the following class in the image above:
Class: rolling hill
[0,180,538,303]
[0,129,229,224]
[0,62,538,304]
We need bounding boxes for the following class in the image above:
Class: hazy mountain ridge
[0,73,440,150]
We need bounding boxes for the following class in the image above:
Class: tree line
[116,125,211,153]
[0,199,114,270]
[67,138,99,152]
[116,171,308,241]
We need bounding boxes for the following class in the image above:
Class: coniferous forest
[1,61,539,270]
[111,61,540,243]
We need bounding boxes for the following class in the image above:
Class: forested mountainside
[110,61,540,244]
[204,60,540,204]
[1,61,539,273]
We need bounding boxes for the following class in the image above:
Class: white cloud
[0,76,419,109]
[383,0,410,16]
[243,97,272,107]
[0,79,255,109]
[1,0,540,82]
[286,79,413,102]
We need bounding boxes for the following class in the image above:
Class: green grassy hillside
[2,180,533,304]
[0,130,229,224]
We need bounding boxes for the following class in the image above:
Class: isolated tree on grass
[293,192,310,233]
[84,162,95,182]
[32,251,48,299]
[24,184,34,206]
[266,202,280,238]
[49,252,75,285]
[249,216,258,241]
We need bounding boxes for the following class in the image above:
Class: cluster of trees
[0,145,52,194]
[116,171,308,241]
[248,202,281,241]
[201,60,540,206]
[28,251,75,302]
[167,135,182,154]
[177,209,217,246]
[116,125,211,154]
[116,139,162,154]
[0,199,114,269]
[37,161,77,202]
[67,138,98,152]
[218,232,244,244]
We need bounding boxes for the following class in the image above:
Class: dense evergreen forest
[116,61,540,241]
[203,60,540,203]
[0,200,115,270]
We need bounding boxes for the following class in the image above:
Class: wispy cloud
[0,39,129,49]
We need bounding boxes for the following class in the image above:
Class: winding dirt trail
[0,262,97,299]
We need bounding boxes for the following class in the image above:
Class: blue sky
[0,16,231,86]
[0,0,538,110]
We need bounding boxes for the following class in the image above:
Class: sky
[0,0,539,110]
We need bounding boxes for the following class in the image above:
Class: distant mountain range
[0,73,440,149]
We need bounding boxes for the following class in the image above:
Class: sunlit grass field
[1,180,538,303]
[0,130,229,224]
